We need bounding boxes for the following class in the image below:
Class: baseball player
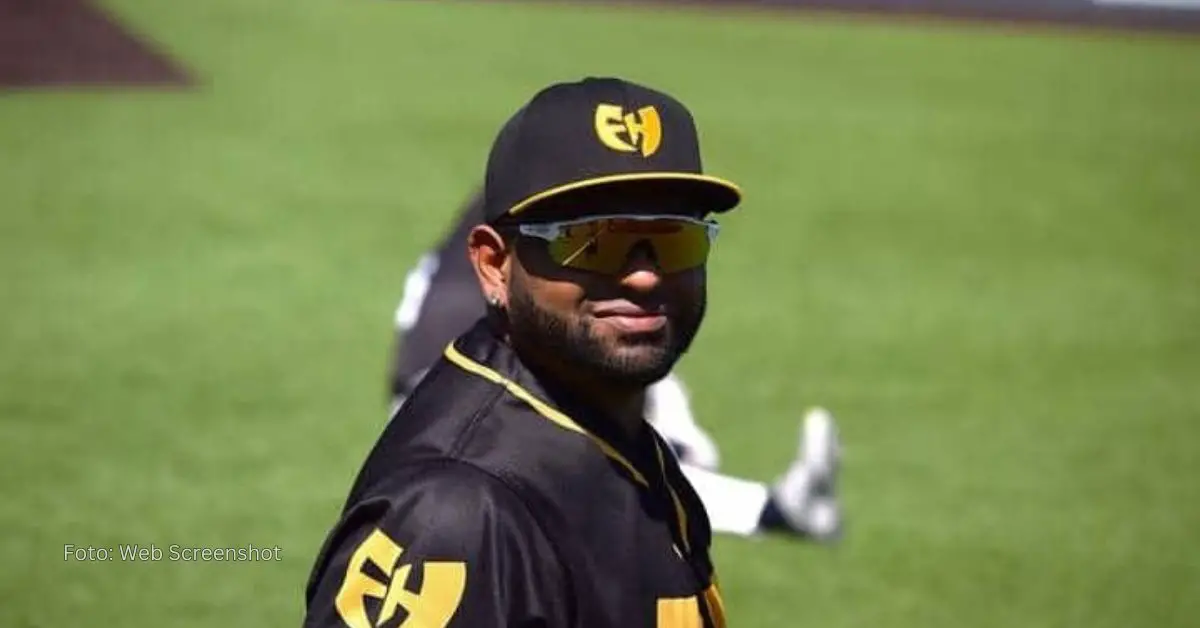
[305,77,824,628]
[390,192,842,542]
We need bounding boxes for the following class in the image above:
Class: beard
[506,274,706,390]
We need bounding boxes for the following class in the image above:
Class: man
[389,191,842,541]
[305,77,772,627]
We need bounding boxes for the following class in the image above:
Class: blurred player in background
[389,191,843,542]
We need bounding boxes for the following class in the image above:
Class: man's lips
[592,303,668,333]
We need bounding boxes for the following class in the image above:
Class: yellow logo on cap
[595,104,662,157]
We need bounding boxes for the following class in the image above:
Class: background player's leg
[764,407,841,540]
[679,464,770,536]
[646,372,720,471]
[682,408,843,542]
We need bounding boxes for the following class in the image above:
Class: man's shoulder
[303,458,572,627]
[370,351,505,461]
[311,459,541,588]
[371,323,628,517]
[356,458,530,533]
[387,346,599,469]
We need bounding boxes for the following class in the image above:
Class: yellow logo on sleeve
[335,528,466,628]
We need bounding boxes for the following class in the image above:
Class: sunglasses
[516,214,720,275]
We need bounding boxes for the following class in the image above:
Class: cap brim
[505,172,742,220]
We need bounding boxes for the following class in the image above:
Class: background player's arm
[303,462,568,628]
[394,253,440,333]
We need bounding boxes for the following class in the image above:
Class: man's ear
[467,224,511,308]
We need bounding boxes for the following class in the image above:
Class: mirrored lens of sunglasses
[545,218,711,274]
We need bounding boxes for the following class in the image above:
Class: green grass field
[2,0,1199,625]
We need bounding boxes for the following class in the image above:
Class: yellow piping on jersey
[443,342,649,487]
[655,439,693,555]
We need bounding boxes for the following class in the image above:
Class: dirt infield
[0,0,189,88]
[1,0,1195,89]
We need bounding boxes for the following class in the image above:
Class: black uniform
[305,320,726,627]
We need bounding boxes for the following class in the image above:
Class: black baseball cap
[482,77,742,224]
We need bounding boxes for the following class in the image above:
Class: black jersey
[305,319,726,628]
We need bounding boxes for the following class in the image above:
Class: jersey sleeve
[303,461,569,628]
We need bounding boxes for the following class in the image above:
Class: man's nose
[618,241,663,292]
